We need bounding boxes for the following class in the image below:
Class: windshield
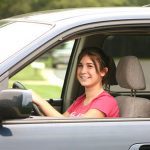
[0,21,52,63]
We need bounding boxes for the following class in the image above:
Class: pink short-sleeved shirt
[67,91,119,118]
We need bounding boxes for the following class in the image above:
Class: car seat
[115,56,150,117]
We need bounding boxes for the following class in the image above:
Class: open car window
[9,40,75,101]
[8,30,150,119]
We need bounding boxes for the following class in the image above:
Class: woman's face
[77,55,107,88]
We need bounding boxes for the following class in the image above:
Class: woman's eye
[87,65,94,68]
[78,64,83,68]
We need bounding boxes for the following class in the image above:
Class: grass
[24,84,61,99]
[10,64,62,99]
[11,65,44,80]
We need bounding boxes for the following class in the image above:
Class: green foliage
[0,0,33,19]
[1,0,149,19]
[11,65,44,80]
[123,0,150,6]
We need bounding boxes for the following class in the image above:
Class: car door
[1,118,150,150]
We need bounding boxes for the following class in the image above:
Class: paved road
[41,68,65,87]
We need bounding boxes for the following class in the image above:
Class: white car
[0,7,150,150]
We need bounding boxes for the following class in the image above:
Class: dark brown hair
[77,47,110,85]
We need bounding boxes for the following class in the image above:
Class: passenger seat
[115,56,150,117]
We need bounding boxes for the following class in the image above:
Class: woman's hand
[31,90,65,117]
[31,90,44,105]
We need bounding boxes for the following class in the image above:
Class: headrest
[116,56,146,90]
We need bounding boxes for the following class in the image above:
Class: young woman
[32,47,119,118]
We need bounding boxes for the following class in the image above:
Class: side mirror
[0,89,33,120]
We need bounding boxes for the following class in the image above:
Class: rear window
[103,35,150,91]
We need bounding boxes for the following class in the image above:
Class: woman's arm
[32,90,65,117]
[32,91,105,118]
[34,99,64,117]
[81,109,105,118]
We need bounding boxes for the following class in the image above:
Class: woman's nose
[80,66,87,73]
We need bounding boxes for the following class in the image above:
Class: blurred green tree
[0,0,149,19]
[0,0,33,19]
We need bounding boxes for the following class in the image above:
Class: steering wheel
[12,81,44,116]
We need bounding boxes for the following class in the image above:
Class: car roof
[4,7,150,25]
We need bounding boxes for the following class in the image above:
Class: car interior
[9,25,150,118]
[115,56,150,117]
[61,26,150,117]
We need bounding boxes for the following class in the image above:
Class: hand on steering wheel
[12,81,44,116]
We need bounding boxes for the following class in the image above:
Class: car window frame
[3,19,150,122]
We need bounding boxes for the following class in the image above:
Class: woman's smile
[77,55,102,88]
[79,75,90,80]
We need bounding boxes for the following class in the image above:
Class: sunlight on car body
[0,22,51,63]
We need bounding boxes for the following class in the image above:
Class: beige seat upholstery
[116,56,150,117]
